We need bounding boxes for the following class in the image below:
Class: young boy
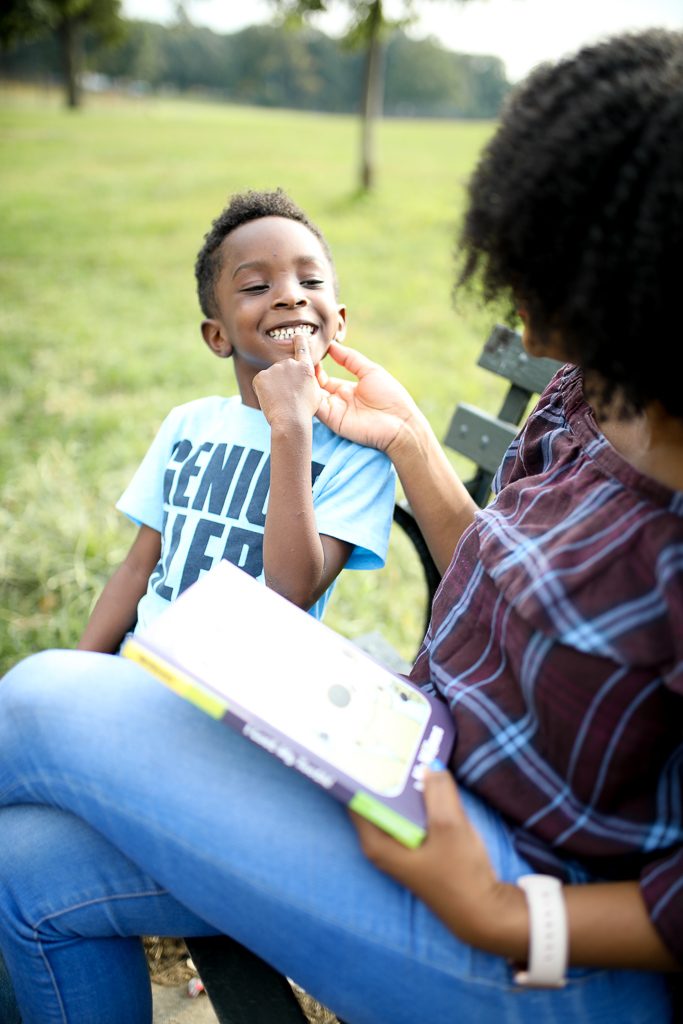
[78,189,395,653]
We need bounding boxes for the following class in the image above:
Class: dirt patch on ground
[144,936,196,987]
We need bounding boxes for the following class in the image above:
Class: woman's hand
[352,769,683,971]
[351,766,527,957]
[315,341,420,455]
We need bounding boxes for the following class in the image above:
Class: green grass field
[0,85,510,674]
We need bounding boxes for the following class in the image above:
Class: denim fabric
[0,949,20,1024]
[0,650,672,1024]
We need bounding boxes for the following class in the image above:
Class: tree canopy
[0,16,509,120]
[267,0,488,186]
[0,0,123,107]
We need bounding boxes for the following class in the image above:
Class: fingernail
[429,758,447,772]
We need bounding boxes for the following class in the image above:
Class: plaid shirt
[411,364,683,963]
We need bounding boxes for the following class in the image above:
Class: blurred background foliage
[0,6,510,119]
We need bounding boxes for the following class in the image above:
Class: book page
[142,562,432,796]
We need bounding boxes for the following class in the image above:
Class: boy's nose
[272,281,308,308]
[273,296,307,308]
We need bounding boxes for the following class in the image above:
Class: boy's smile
[266,322,317,344]
[201,216,346,404]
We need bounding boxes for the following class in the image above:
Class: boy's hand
[350,767,515,950]
[315,340,419,453]
[253,333,323,429]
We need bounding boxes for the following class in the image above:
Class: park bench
[183,324,563,1024]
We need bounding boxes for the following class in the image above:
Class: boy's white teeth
[268,325,315,339]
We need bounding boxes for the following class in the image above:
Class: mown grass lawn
[0,85,510,673]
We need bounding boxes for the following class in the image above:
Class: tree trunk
[359,0,384,192]
[58,16,82,109]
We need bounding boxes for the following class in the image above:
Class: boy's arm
[254,336,352,610]
[265,416,352,607]
[77,525,161,653]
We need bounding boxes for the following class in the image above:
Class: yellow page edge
[122,638,228,720]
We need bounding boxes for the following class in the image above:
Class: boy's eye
[301,278,324,288]
[240,284,268,293]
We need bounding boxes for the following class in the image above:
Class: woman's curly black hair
[195,188,336,319]
[458,29,683,418]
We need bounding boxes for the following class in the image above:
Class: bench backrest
[443,324,563,506]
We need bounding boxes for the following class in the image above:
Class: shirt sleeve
[116,407,183,532]
[313,442,396,570]
[640,845,683,965]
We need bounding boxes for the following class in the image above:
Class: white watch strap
[514,874,568,988]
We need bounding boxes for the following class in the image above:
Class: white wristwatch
[514,874,568,988]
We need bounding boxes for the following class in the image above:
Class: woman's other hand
[350,766,528,958]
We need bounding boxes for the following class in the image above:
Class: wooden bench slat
[443,403,519,475]
[479,324,562,394]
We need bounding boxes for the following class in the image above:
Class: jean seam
[31,888,171,934]
[36,937,68,1024]
[32,889,169,1024]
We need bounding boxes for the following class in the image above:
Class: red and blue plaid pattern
[411,364,683,962]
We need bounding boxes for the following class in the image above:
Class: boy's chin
[297,338,331,365]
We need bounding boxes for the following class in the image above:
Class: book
[122,560,455,847]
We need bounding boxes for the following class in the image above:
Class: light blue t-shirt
[117,396,396,629]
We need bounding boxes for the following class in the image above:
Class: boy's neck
[234,367,262,410]
[238,388,261,410]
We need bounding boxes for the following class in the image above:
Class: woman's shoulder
[501,365,683,510]
[476,361,683,664]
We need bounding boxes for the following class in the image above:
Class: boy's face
[201,216,346,400]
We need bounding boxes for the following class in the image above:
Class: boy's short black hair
[195,188,337,319]
[457,29,683,418]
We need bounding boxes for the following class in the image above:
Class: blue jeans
[0,949,20,1024]
[0,650,672,1024]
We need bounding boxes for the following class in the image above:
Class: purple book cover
[122,560,455,847]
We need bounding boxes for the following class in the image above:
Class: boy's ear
[201,319,233,358]
[334,305,347,342]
